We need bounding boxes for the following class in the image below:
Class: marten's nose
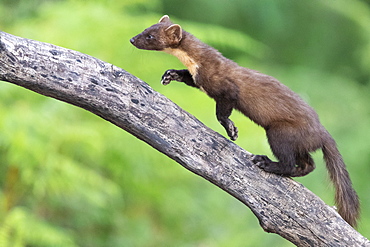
[130,38,135,44]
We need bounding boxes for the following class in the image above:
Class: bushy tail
[322,134,360,227]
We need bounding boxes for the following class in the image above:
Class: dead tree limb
[0,31,368,246]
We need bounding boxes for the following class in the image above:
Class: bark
[0,31,368,247]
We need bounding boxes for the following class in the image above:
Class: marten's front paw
[227,125,238,141]
[161,69,181,85]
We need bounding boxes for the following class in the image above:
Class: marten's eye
[146,34,155,40]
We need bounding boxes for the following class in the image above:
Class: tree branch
[0,31,368,246]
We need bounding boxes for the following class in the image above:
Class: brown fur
[130,15,360,227]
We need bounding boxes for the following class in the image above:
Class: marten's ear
[165,24,183,44]
[159,15,171,23]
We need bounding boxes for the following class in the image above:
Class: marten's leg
[161,69,198,88]
[216,99,238,141]
[253,153,315,177]
[253,126,297,175]
[254,152,315,177]
[254,131,315,177]
[253,144,297,176]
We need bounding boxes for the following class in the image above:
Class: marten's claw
[161,76,171,85]
[161,78,171,85]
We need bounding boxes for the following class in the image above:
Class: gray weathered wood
[0,31,368,246]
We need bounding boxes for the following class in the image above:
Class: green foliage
[0,207,77,247]
[0,0,370,246]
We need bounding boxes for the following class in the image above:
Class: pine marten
[130,15,360,227]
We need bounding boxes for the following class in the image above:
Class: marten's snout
[130,36,139,48]
[130,36,142,49]
[130,35,147,50]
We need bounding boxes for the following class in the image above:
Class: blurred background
[0,0,370,246]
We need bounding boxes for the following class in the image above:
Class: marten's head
[130,15,183,50]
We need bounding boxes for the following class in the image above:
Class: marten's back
[238,69,318,126]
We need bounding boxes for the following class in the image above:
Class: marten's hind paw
[252,155,271,163]
[251,155,274,171]
[252,155,291,176]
